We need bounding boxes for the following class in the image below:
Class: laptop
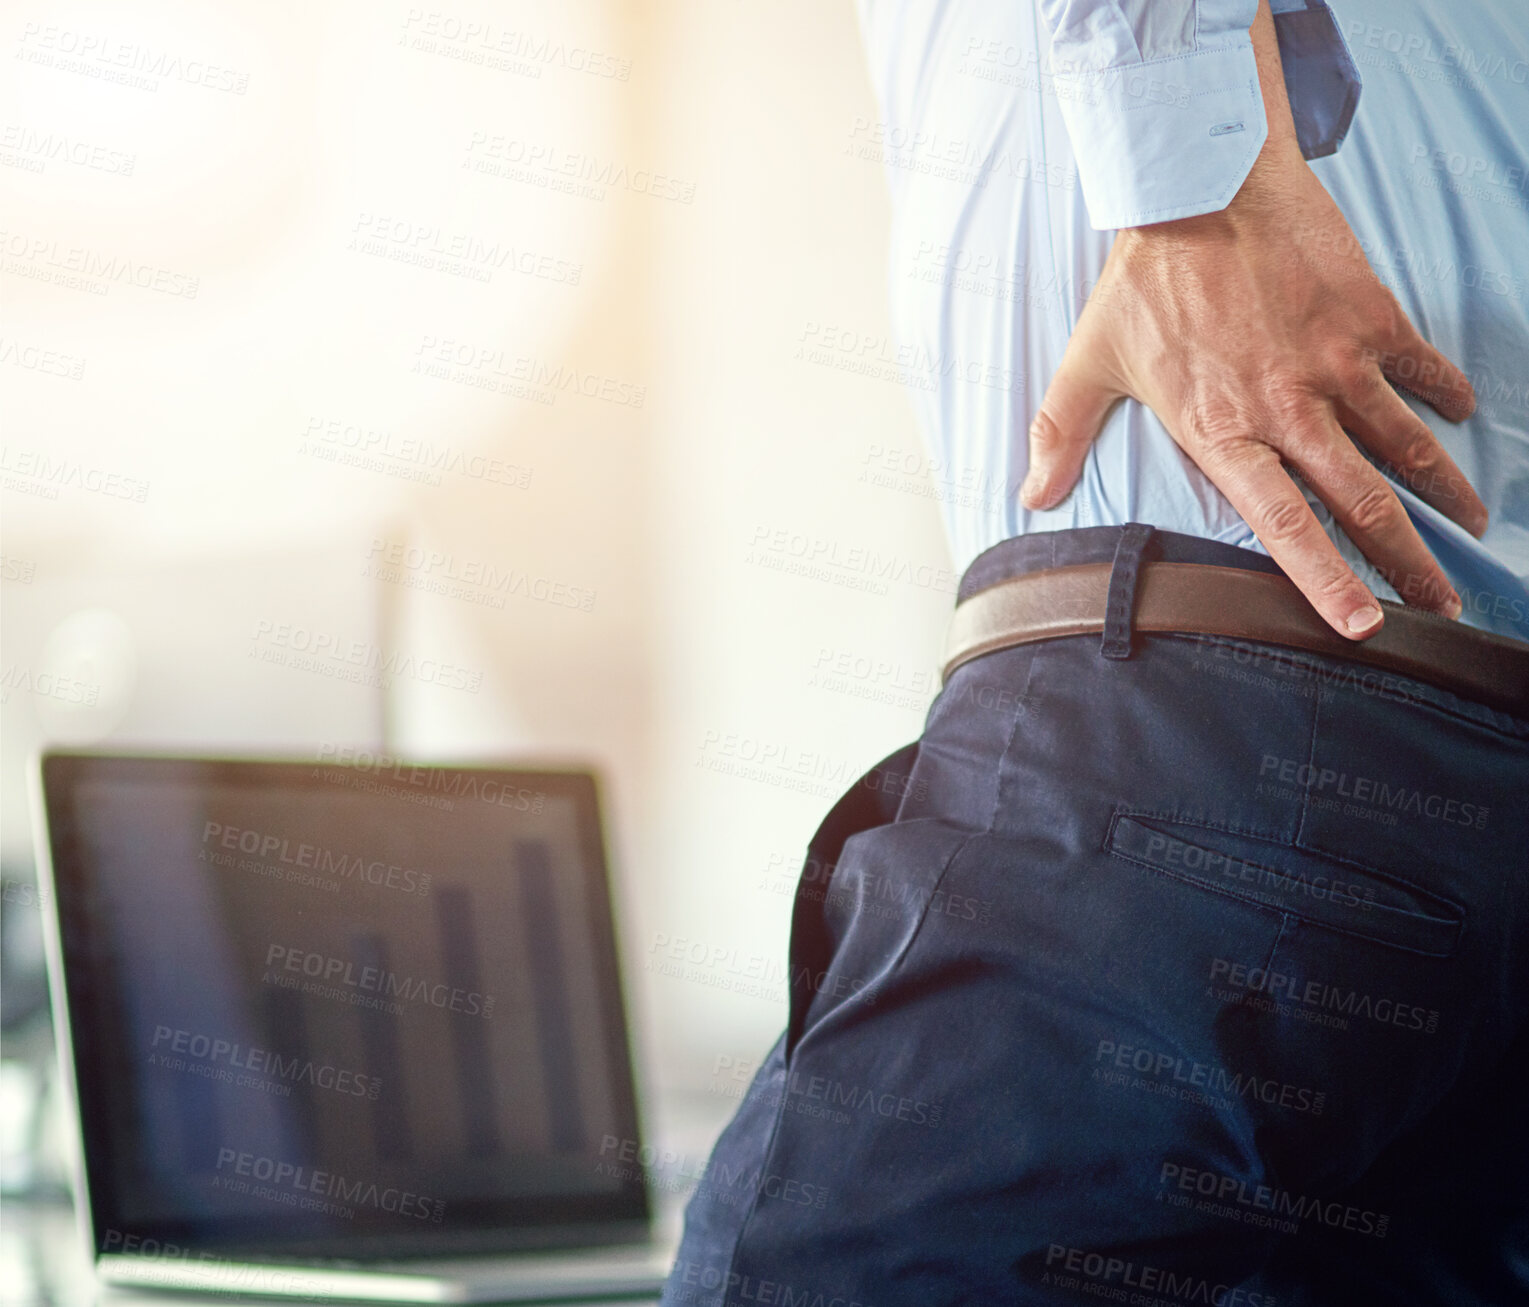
[32,751,676,1301]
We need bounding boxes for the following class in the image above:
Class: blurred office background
[0,0,957,1218]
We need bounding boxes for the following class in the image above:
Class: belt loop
[1100,522,1157,660]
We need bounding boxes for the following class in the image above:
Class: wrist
[1226,130,1313,218]
[1118,129,1310,254]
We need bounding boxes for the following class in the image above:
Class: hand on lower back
[1020,3,1482,640]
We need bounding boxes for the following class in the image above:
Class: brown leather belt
[941,561,1529,717]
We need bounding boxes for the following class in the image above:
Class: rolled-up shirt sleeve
[1040,0,1267,229]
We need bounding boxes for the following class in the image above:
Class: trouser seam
[988,639,1040,833]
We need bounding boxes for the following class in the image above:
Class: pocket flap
[1107,813,1464,957]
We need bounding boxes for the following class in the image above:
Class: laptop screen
[39,753,650,1259]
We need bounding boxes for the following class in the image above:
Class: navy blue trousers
[661,526,1529,1307]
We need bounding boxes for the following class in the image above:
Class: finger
[1198,440,1388,640]
[1335,365,1489,537]
[1370,305,1476,422]
[1276,410,1462,618]
[1021,350,1120,511]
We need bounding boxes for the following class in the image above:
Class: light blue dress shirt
[856,0,1529,639]
[1040,0,1269,228]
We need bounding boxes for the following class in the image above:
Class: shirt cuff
[1050,38,1269,230]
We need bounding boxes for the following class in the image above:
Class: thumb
[1019,351,1120,511]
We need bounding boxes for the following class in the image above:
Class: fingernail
[1346,606,1383,635]
[1443,593,1463,620]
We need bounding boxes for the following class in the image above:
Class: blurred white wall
[640,0,955,1096]
[0,0,950,1107]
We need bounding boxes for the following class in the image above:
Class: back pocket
[1106,812,1464,957]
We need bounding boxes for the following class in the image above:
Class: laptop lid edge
[31,749,104,1276]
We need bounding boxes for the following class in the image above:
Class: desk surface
[2,1200,672,1307]
[2,1091,735,1307]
